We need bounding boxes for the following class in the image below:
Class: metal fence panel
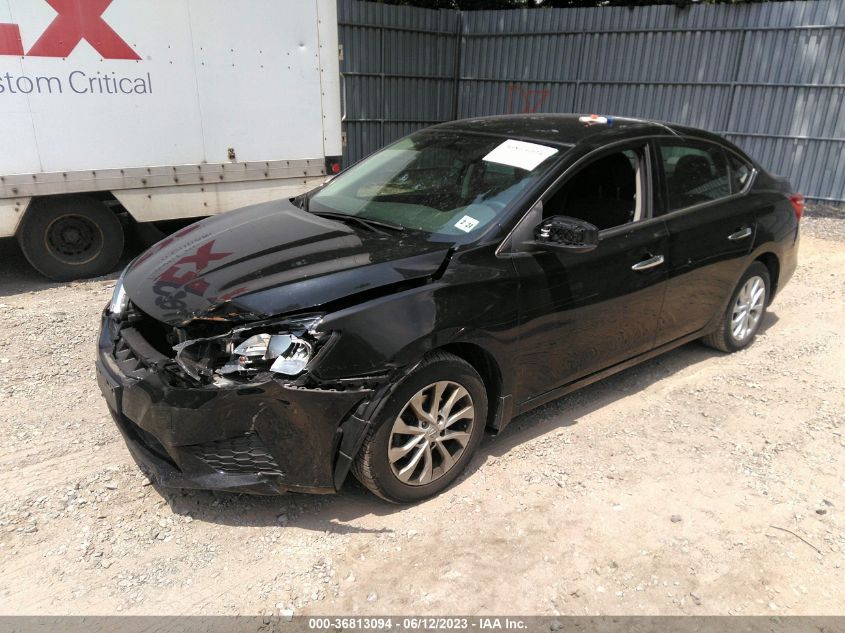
[338,0,845,203]
[575,83,733,131]
[458,80,577,118]
[579,31,742,83]
[338,0,460,165]
[729,85,845,139]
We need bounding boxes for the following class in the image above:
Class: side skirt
[515,327,712,418]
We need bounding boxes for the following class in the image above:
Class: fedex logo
[0,0,139,60]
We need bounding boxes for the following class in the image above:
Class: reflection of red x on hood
[123,199,451,325]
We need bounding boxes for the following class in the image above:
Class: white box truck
[0,0,342,280]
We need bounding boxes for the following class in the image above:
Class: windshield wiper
[309,210,405,233]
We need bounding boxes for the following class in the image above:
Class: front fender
[311,280,515,393]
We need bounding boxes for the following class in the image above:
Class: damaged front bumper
[95,313,374,495]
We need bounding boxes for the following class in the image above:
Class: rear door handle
[631,254,665,272]
[728,227,753,241]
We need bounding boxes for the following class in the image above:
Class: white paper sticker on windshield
[483,139,558,172]
[454,215,480,233]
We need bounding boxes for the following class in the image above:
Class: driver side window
[542,148,644,231]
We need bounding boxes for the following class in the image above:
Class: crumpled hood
[123,199,451,325]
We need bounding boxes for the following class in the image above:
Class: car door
[509,141,669,405]
[651,139,759,347]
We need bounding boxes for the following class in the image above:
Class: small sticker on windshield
[454,215,480,233]
[483,139,558,172]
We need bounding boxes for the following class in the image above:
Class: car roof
[431,114,727,150]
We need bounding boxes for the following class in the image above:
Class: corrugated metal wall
[338,1,461,163]
[338,0,845,204]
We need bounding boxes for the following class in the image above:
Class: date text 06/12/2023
[306,618,528,630]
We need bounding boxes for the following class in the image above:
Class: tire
[132,220,168,248]
[352,351,488,503]
[701,261,770,353]
[17,196,124,281]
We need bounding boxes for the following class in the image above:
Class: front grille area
[130,306,179,358]
[113,336,147,379]
[187,434,285,476]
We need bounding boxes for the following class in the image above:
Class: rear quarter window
[728,153,754,194]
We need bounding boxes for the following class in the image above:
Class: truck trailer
[0,0,342,280]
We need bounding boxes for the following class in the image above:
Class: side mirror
[533,215,599,253]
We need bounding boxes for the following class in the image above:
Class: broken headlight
[172,315,326,382]
[220,333,314,377]
[109,268,129,316]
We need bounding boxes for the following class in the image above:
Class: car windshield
[308,130,561,239]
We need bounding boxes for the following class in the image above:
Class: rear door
[653,139,758,346]
[511,141,669,404]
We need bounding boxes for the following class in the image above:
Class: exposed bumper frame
[96,313,375,495]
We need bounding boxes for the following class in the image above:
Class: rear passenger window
[659,142,730,211]
[728,153,754,194]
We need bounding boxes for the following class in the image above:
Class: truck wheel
[17,197,124,281]
[352,352,487,503]
[132,220,167,247]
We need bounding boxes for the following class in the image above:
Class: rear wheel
[17,196,124,281]
[701,262,770,353]
[352,352,487,503]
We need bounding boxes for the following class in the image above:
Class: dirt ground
[0,214,842,617]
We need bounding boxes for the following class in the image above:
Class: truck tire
[132,220,168,248]
[17,197,124,281]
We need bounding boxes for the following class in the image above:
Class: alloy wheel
[388,380,475,486]
[731,275,766,342]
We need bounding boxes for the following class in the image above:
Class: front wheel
[352,352,487,503]
[701,261,770,353]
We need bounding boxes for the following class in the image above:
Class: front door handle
[728,227,753,241]
[631,254,665,272]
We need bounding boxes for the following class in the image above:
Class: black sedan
[96,114,801,503]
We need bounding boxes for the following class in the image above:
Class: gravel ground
[803,204,845,243]
[0,214,843,616]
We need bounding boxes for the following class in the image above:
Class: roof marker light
[579,114,609,125]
